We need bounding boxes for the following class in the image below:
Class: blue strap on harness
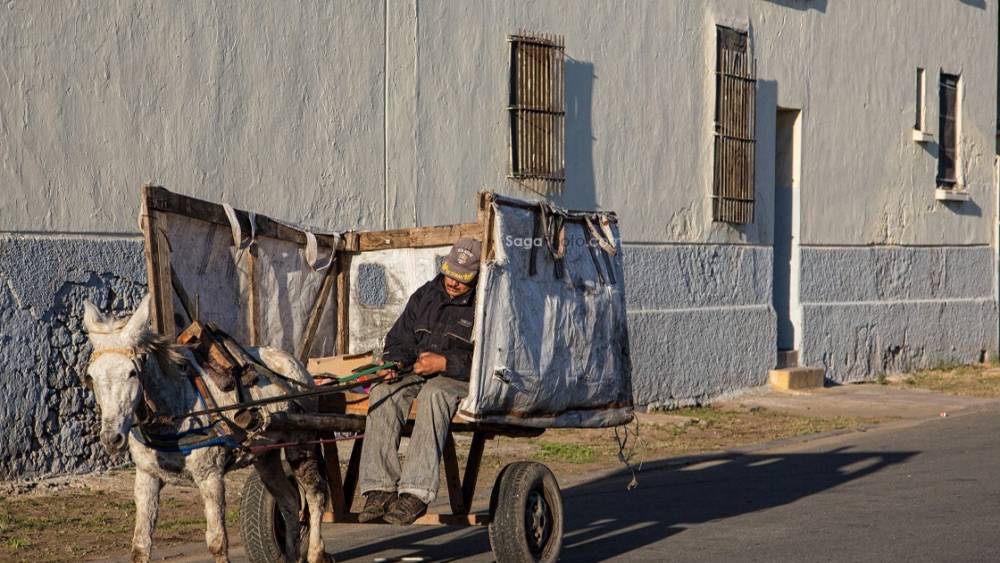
[131,424,241,455]
[132,354,242,455]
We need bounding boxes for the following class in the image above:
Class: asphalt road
[321,408,1000,563]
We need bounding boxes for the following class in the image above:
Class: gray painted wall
[1,1,386,234]
[1,1,998,478]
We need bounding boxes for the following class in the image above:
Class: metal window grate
[937,73,959,186]
[508,33,566,192]
[712,26,756,224]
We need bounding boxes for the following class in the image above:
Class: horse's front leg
[195,471,230,563]
[289,446,331,563]
[131,469,163,563]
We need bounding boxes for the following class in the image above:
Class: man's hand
[413,352,447,376]
[377,368,399,382]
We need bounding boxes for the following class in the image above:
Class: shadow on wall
[918,140,984,218]
[760,0,829,12]
[959,0,987,9]
[334,449,914,561]
[547,58,597,212]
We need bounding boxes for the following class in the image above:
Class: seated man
[357,236,482,525]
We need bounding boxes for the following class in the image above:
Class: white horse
[82,294,330,563]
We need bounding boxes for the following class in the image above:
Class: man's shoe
[383,493,427,526]
[358,491,397,523]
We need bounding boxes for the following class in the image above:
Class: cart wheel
[488,461,563,563]
[240,470,294,563]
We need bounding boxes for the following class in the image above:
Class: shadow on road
[334,449,916,562]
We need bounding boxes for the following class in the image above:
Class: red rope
[248,433,364,454]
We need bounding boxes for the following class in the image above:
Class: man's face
[443,275,473,299]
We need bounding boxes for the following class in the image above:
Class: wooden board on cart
[307,352,486,423]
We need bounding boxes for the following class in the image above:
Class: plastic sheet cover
[164,214,338,357]
[459,198,634,428]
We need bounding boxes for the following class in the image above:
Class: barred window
[937,72,960,187]
[508,33,566,192]
[712,26,756,223]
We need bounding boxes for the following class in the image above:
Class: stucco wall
[624,243,776,407]
[390,0,773,245]
[0,235,145,479]
[753,0,997,246]
[393,0,996,247]
[0,1,385,234]
[798,245,998,381]
[3,1,993,244]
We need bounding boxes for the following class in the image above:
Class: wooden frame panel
[144,185,346,250]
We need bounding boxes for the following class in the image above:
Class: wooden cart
[140,186,565,563]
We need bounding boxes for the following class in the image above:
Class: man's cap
[440,236,482,284]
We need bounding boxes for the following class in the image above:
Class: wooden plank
[144,185,345,249]
[265,412,366,434]
[357,223,480,252]
[154,215,176,337]
[342,438,363,514]
[297,261,338,361]
[140,187,167,334]
[322,511,491,526]
[462,432,487,511]
[442,433,467,515]
[412,512,491,526]
[307,352,374,378]
[479,192,496,263]
[246,244,259,346]
[323,442,348,521]
[274,397,543,437]
[335,253,353,355]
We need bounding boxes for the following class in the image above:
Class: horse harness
[87,332,398,456]
[87,346,241,455]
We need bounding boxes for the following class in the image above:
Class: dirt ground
[0,404,882,562]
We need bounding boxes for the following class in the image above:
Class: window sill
[935,188,969,202]
[912,129,933,143]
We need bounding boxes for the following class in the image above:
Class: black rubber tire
[239,470,289,563]
[488,461,564,563]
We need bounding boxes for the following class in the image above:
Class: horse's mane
[135,329,188,379]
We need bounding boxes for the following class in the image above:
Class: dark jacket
[382,274,477,381]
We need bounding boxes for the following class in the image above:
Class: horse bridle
[85,347,163,425]
[86,347,147,384]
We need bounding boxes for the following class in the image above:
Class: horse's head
[82,294,152,454]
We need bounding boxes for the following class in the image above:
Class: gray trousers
[358,374,468,504]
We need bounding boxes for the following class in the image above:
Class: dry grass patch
[893,363,1000,398]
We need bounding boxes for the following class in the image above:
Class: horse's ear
[123,294,152,339]
[82,300,104,334]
